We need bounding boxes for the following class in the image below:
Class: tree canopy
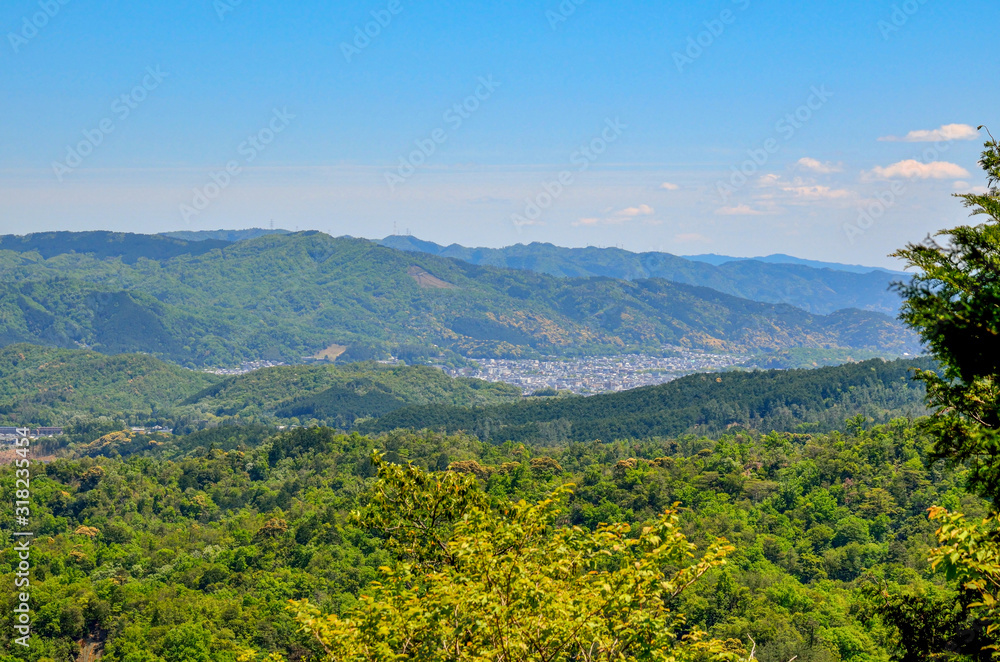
[285,456,740,662]
[894,133,1000,656]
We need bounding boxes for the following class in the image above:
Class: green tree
[159,623,213,662]
[893,132,1000,655]
[893,133,1000,501]
[288,455,741,661]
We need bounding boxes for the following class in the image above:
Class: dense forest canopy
[0,422,987,661]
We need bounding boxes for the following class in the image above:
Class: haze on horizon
[1,0,997,268]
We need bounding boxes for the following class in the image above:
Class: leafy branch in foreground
[929,508,1000,648]
[283,455,741,662]
[892,137,1000,502]
[893,134,1000,656]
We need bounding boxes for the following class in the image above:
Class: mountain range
[681,252,905,275]
[0,230,920,367]
[379,235,903,315]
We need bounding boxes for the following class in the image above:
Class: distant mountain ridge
[0,231,920,366]
[161,228,291,243]
[682,252,906,275]
[378,236,904,315]
[0,230,228,263]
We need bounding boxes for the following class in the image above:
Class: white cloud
[659,182,680,191]
[878,123,979,143]
[797,157,843,174]
[573,204,655,226]
[715,204,766,216]
[781,185,851,200]
[755,174,852,201]
[617,204,654,218]
[953,180,990,195]
[866,160,970,180]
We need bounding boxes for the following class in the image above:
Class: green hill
[0,344,521,427]
[0,344,219,425]
[0,232,920,367]
[379,236,903,315]
[178,362,522,427]
[361,357,934,441]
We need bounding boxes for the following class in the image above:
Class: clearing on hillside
[311,343,348,361]
[407,266,456,289]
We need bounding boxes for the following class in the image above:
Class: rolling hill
[0,344,220,425]
[0,231,920,367]
[379,236,903,315]
[0,344,522,427]
[0,343,932,444]
[177,362,522,427]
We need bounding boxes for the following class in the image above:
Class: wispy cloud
[659,182,680,190]
[953,180,990,195]
[757,174,852,201]
[796,157,843,174]
[617,204,654,218]
[865,159,970,180]
[878,123,979,143]
[781,185,851,200]
[574,204,655,226]
[715,204,767,216]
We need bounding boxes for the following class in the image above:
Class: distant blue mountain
[683,253,907,276]
[379,236,906,315]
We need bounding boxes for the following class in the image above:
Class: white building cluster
[448,347,747,395]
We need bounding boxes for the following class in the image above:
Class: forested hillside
[0,422,983,661]
[0,231,228,262]
[160,228,290,243]
[0,345,520,428]
[0,231,919,367]
[363,358,934,441]
[380,236,902,315]
[0,344,930,436]
[0,344,219,425]
[177,362,523,428]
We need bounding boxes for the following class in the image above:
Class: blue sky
[0,0,995,267]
